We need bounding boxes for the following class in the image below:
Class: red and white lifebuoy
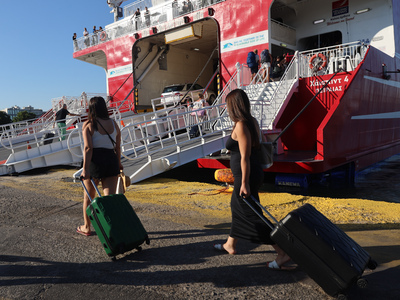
[309,53,327,71]
[100,31,107,41]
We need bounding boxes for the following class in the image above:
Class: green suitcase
[82,179,150,260]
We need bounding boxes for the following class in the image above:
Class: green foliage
[13,111,37,123]
[0,111,12,125]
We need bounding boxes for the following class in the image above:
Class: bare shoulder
[83,121,93,134]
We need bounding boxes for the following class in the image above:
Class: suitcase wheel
[367,258,378,270]
[337,294,347,300]
[357,278,368,289]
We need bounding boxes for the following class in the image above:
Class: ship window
[298,31,342,50]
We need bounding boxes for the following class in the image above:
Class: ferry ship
[1,0,399,187]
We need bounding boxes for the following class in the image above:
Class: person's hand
[81,169,90,180]
[240,183,250,198]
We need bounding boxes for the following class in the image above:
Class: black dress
[226,135,274,244]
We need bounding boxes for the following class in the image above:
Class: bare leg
[77,178,99,234]
[101,175,118,196]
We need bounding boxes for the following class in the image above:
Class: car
[161,83,216,105]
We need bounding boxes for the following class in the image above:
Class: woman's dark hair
[88,96,109,131]
[226,89,260,148]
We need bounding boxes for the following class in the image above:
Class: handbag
[258,128,274,169]
[116,171,131,194]
[259,141,274,169]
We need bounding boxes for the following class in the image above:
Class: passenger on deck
[92,26,98,45]
[187,0,194,12]
[172,0,179,18]
[144,7,150,27]
[132,8,141,30]
[73,33,78,51]
[182,1,189,14]
[83,28,90,47]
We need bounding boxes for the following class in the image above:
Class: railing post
[235,62,241,88]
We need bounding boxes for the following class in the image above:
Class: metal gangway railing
[70,101,232,183]
[0,94,120,176]
[73,0,226,52]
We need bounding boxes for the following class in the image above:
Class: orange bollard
[120,120,125,127]
[27,141,32,150]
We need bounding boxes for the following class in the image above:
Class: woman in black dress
[213,89,292,270]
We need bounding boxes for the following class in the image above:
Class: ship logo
[110,71,116,76]
[223,43,233,50]
[332,0,348,16]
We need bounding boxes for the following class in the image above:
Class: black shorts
[89,148,120,179]
[251,66,258,74]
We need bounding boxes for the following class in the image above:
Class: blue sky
[0,0,117,111]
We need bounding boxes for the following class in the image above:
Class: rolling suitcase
[241,196,377,299]
[81,178,150,260]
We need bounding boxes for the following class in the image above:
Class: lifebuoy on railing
[309,53,327,71]
[100,31,107,41]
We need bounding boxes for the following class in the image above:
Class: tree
[0,111,11,125]
[13,111,37,123]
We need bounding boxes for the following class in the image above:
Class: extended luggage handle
[241,195,279,230]
[80,177,102,203]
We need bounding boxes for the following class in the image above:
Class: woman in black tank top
[213,89,293,270]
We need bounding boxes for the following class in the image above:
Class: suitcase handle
[241,195,279,230]
[80,177,102,203]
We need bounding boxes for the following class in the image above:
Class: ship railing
[116,101,231,162]
[298,41,369,77]
[0,113,83,151]
[210,63,251,108]
[0,93,114,151]
[73,0,226,52]
[109,95,135,113]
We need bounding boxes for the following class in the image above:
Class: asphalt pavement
[1,169,400,300]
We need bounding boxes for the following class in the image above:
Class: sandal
[266,260,297,271]
[213,244,235,255]
[76,226,92,236]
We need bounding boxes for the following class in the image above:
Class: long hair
[226,89,260,148]
[88,97,109,131]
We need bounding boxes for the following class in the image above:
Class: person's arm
[236,121,252,197]
[81,122,93,180]
[67,110,80,117]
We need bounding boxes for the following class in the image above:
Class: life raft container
[100,31,107,41]
[309,53,327,71]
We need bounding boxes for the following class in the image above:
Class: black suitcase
[241,196,377,299]
[40,132,55,145]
